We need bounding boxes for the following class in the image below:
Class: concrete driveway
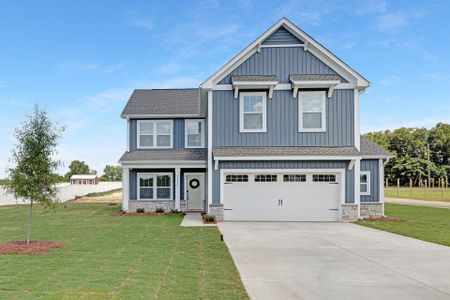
[218,222,450,300]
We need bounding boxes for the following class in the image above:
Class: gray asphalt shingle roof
[360,136,392,157]
[120,88,202,118]
[213,146,360,157]
[119,149,206,162]
[232,75,278,82]
[290,74,341,81]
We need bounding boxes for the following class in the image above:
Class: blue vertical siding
[361,159,380,202]
[219,47,345,84]
[262,26,303,45]
[212,161,354,204]
[212,90,354,147]
[129,118,205,150]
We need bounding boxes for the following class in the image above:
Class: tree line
[365,123,450,185]
[53,160,122,182]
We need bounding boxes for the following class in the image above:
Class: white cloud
[129,18,154,30]
[60,61,125,73]
[379,75,403,87]
[375,13,408,32]
[361,116,450,133]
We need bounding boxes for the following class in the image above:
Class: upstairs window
[138,120,173,149]
[239,92,267,132]
[298,91,326,132]
[185,119,205,148]
[360,171,371,195]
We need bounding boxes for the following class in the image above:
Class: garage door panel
[223,172,341,221]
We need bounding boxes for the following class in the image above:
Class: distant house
[70,175,98,185]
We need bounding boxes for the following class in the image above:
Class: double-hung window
[185,119,205,148]
[360,171,371,195]
[239,92,267,132]
[137,120,173,149]
[298,91,326,132]
[137,173,173,200]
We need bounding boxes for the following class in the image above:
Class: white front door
[223,172,341,221]
[186,173,205,210]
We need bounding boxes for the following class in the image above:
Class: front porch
[122,164,207,213]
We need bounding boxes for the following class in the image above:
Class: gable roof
[201,18,369,90]
[360,136,392,158]
[120,88,203,119]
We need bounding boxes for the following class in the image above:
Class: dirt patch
[112,211,185,216]
[0,241,64,254]
[363,216,405,222]
[74,191,122,203]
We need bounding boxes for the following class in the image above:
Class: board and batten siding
[213,90,354,147]
[261,26,303,45]
[219,47,345,84]
[212,160,355,204]
[361,159,380,202]
[129,119,206,150]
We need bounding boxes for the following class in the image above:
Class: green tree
[102,165,122,182]
[6,106,64,244]
[64,160,91,181]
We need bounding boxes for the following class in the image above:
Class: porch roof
[119,149,206,162]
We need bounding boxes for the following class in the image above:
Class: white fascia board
[201,18,287,89]
[354,89,360,150]
[280,18,369,88]
[213,82,355,91]
[214,155,360,161]
[361,155,391,159]
[201,17,369,90]
[121,161,206,168]
[121,114,203,119]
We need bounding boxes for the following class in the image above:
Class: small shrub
[136,208,145,213]
[204,214,216,223]
[155,207,165,213]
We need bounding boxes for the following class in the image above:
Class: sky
[0,0,449,177]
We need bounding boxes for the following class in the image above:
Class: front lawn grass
[385,187,450,202]
[357,203,450,247]
[0,203,248,299]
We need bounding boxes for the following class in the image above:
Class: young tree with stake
[6,105,64,244]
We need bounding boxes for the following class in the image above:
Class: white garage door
[223,171,341,221]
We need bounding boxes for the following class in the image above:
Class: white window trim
[298,91,326,132]
[184,119,205,148]
[360,171,371,196]
[137,172,173,201]
[239,92,267,133]
[137,120,173,149]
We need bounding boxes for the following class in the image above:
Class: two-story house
[119,18,391,222]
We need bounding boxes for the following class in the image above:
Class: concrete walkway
[180,213,216,227]
[386,197,450,209]
[219,222,450,300]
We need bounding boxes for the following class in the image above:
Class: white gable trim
[200,18,369,90]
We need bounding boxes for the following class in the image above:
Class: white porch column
[354,159,361,219]
[122,167,130,212]
[207,90,213,205]
[175,167,181,211]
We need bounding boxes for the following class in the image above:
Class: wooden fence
[385,178,449,201]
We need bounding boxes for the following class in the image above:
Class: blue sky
[0,0,449,177]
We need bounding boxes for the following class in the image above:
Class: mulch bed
[0,241,64,254]
[363,216,405,222]
[112,212,185,216]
